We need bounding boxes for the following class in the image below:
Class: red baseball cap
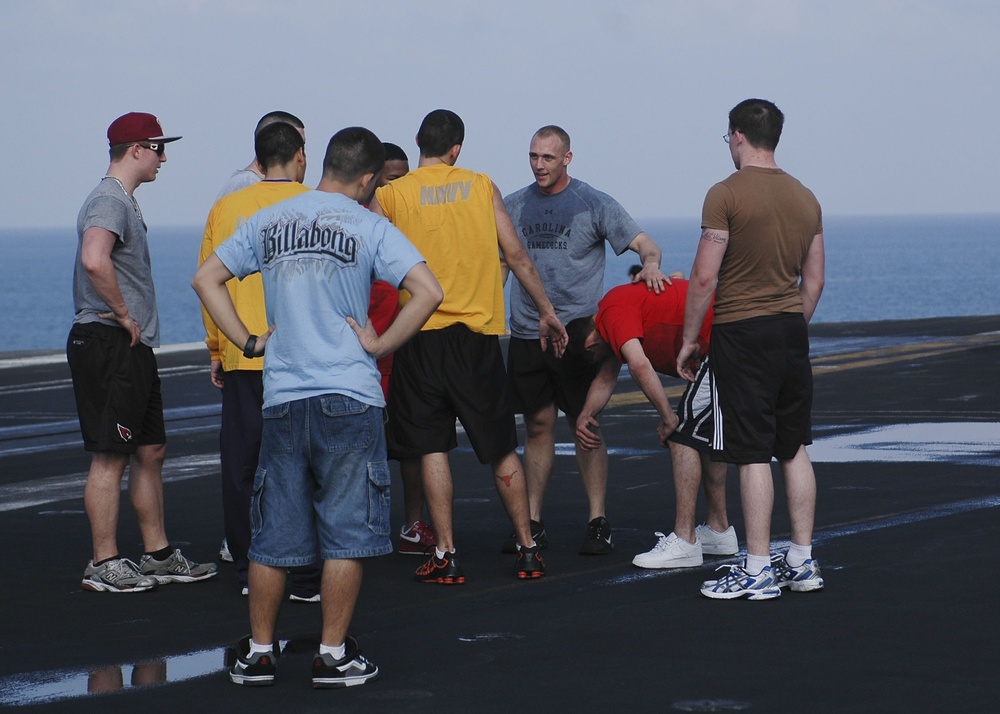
[107,112,182,146]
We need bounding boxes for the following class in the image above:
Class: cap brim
[150,136,182,143]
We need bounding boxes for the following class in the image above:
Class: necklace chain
[102,175,143,222]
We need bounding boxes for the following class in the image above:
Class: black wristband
[242,335,259,359]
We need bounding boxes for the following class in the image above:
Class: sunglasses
[137,142,167,157]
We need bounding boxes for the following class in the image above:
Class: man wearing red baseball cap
[67,112,216,593]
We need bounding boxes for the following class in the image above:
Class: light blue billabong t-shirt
[215,189,424,409]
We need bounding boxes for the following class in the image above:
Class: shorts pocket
[319,395,376,453]
[366,460,391,536]
[261,401,293,454]
[250,467,266,539]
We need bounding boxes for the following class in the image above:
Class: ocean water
[1,214,998,353]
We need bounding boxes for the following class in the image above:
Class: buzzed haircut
[255,110,304,136]
[534,125,571,153]
[254,122,305,170]
[417,109,465,158]
[729,99,784,152]
[382,142,409,163]
[323,127,385,182]
[566,315,597,359]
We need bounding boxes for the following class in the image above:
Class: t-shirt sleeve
[82,195,129,243]
[701,182,732,232]
[597,304,643,360]
[373,218,426,288]
[594,191,642,256]
[214,220,260,280]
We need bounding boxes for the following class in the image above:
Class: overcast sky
[2,0,997,230]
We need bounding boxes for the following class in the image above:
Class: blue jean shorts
[248,393,393,566]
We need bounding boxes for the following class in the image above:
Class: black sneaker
[414,550,466,584]
[515,544,546,579]
[501,519,548,554]
[579,516,613,555]
[229,635,277,686]
[312,636,379,688]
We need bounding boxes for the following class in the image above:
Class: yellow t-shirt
[198,180,310,371]
[375,164,506,335]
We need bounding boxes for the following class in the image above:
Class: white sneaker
[695,524,739,556]
[632,532,703,569]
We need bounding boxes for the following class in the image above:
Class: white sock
[249,639,273,656]
[320,642,347,660]
[785,543,812,568]
[745,554,771,575]
[435,547,449,560]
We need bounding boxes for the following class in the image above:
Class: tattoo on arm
[701,229,729,245]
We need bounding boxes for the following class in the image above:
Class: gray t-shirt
[72,178,160,347]
[504,178,640,338]
[216,168,261,199]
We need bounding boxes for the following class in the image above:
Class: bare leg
[739,462,774,558]
[128,443,169,553]
[320,559,363,647]
[84,451,129,562]
[781,445,817,547]
[522,404,556,521]
[400,457,425,527]
[421,452,454,551]
[668,442,702,543]
[569,413,608,522]
[248,561,286,645]
[702,456,730,533]
[492,451,535,548]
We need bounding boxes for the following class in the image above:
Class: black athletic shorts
[66,322,166,453]
[709,313,813,463]
[668,357,715,453]
[506,336,600,418]
[387,324,517,465]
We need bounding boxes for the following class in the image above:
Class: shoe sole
[229,672,275,686]
[313,672,379,688]
[417,576,465,584]
[700,586,781,601]
[632,555,703,569]
[516,570,545,579]
[81,580,157,593]
[148,571,218,584]
[702,546,739,556]
[778,578,825,592]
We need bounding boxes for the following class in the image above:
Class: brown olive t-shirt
[701,166,822,324]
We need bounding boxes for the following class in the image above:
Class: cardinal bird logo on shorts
[117,423,133,442]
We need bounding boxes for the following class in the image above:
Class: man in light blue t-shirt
[503,125,668,556]
[194,127,442,689]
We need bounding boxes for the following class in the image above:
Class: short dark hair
[729,99,784,151]
[566,315,596,360]
[417,109,464,158]
[534,125,571,153]
[254,122,305,170]
[109,143,131,161]
[255,110,304,136]
[323,127,385,182]
[382,142,408,163]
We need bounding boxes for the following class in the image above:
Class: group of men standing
[68,98,825,690]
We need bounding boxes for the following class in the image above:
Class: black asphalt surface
[1,315,998,713]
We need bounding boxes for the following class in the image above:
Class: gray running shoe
[139,548,218,584]
[771,554,825,592]
[81,558,159,593]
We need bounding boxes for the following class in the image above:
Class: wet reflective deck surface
[1,317,998,713]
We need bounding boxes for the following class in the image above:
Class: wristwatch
[242,335,259,359]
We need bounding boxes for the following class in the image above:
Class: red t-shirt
[368,279,401,400]
[594,281,713,378]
